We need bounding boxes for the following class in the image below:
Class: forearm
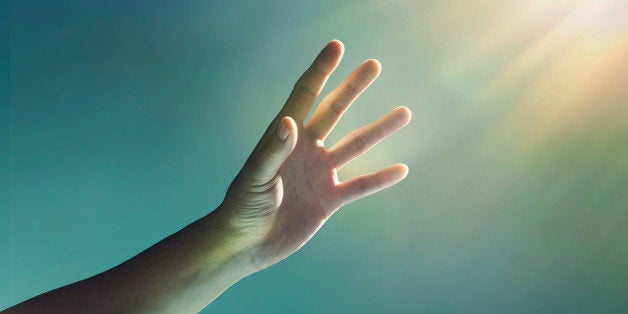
[4,205,255,314]
[3,39,410,314]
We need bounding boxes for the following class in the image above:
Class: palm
[225,40,411,270]
[262,127,338,259]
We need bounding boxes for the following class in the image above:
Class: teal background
[3,0,628,313]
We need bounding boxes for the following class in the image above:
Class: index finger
[279,40,344,123]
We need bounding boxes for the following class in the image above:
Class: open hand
[222,40,412,271]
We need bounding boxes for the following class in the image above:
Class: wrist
[201,204,261,276]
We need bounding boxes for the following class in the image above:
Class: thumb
[246,116,298,186]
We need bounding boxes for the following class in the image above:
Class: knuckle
[328,98,345,115]
[293,81,317,98]
[263,141,283,159]
[351,132,368,152]
[356,178,368,195]
[345,81,359,94]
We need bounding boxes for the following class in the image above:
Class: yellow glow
[476,0,628,158]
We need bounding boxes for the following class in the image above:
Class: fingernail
[277,118,289,140]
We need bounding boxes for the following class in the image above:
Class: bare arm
[3,39,412,314]
[4,207,254,313]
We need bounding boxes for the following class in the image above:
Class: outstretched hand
[1,39,412,314]
[222,40,412,271]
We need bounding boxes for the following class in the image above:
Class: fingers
[246,116,298,186]
[329,106,412,169]
[280,40,344,123]
[337,163,409,206]
[305,59,381,140]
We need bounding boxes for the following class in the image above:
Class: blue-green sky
[3,0,628,313]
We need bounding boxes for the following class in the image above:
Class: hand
[221,40,412,271]
[1,39,412,314]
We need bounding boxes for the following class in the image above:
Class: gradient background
[3,0,628,313]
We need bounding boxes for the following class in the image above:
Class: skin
[2,39,412,314]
